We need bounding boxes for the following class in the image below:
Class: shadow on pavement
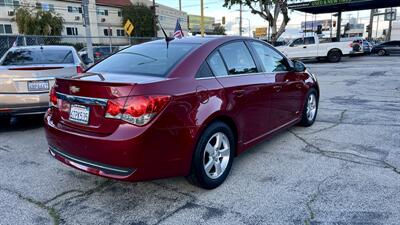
[0,114,44,132]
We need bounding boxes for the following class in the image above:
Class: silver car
[0,45,87,116]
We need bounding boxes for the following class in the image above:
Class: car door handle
[273,85,282,92]
[232,89,245,97]
[303,46,307,48]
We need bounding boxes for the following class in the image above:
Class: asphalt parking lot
[1,55,399,225]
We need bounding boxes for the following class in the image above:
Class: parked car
[371,41,400,56]
[78,46,119,63]
[44,36,319,189]
[276,35,357,63]
[0,45,87,117]
[350,39,373,55]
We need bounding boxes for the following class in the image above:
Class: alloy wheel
[203,132,230,179]
[306,94,317,121]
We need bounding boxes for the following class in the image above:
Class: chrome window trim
[56,92,108,107]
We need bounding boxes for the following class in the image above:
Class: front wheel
[187,122,235,189]
[299,90,318,127]
[377,49,387,56]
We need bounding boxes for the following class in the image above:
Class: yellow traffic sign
[124,19,134,36]
[255,27,267,37]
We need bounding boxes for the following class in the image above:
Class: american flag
[173,19,184,39]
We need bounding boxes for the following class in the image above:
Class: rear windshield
[1,48,74,66]
[88,42,197,77]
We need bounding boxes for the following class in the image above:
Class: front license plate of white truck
[69,104,90,124]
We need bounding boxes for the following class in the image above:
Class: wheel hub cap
[306,94,317,121]
[203,132,230,179]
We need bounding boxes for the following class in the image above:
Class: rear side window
[89,43,197,77]
[1,48,74,66]
[207,51,227,77]
[196,62,213,78]
[219,42,257,75]
[250,41,289,73]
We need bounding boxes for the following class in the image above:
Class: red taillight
[49,86,58,108]
[105,95,170,126]
[77,65,84,74]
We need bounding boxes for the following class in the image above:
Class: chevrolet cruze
[44,36,319,189]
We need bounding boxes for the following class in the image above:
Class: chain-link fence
[0,35,156,58]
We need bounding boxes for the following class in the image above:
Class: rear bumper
[44,109,197,182]
[0,92,49,115]
[49,145,136,179]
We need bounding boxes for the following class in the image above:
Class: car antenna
[157,17,174,50]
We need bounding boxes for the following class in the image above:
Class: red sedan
[44,36,319,189]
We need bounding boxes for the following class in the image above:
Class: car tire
[0,116,10,125]
[377,49,386,56]
[327,50,341,63]
[187,121,235,189]
[298,89,318,127]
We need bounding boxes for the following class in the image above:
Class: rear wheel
[299,90,318,127]
[327,50,342,63]
[187,121,234,189]
[377,49,387,56]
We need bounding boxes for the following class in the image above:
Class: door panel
[269,72,305,130]
[216,74,274,143]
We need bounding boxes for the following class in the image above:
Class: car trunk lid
[0,64,77,94]
[53,72,166,134]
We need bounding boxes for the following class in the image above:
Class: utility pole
[179,0,181,11]
[82,0,93,62]
[387,7,394,41]
[368,9,374,40]
[200,0,205,37]
[152,0,157,37]
[336,11,342,41]
[239,2,243,36]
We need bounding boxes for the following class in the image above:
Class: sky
[155,0,399,39]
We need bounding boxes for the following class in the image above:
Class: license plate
[69,104,90,124]
[27,80,49,91]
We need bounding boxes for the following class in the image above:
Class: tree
[213,24,226,35]
[223,0,298,43]
[14,7,63,35]
[122,4,156,37]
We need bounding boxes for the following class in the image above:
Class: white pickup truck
[276,35,357,63]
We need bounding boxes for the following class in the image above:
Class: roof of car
[8,45,76,51]
[145,36,254,45]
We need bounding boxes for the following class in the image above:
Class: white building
[135,0,188,37]
[0,0,187,45]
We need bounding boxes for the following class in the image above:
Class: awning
[288,0,400,14]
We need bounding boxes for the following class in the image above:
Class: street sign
[124,19,134,36]
[255,27,267,37]
[385,9,396,21]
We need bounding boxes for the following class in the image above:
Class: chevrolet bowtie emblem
[70,86,80,93]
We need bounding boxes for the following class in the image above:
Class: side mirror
[82,54,93,65]
[293,60,306,72]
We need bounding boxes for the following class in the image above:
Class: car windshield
[1,48,74,66]
[88,42,198,77]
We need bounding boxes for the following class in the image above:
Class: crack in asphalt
[303,172,340,225]
[308,110,347,134]
[42,189,84,205]
[52,180,116,207]
[150,181,266,225]
[0,186,61,225]
[0,145,11,152]
[0,180,116,225]
[289,131,400,176]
